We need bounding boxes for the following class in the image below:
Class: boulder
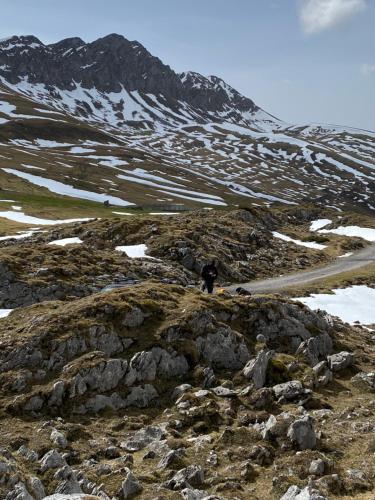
[125,348,188,386]
[273,380,305,401]
[29,476,46,500]
[121,425,166,452]
[17,445,38,463]
[24,395,44,412]
[50,429,68,449]
[287,416,316,450]
[309,459,325,476]
[118,467,142,498]
[181,488,212,500]
[296,334,333,366]
[262,412,293,440]
[195,327,250,370]
[243,350,274,389]
[48,381,66,407]
[54,467,83,495]
[122,307,145,328]
[124,384,158,408]
[82,392,126,413]
[5,482,34,500]
[327,351,354,372]
[158,448,185,469]
[40,450,66,472]
[167,465,204,490]
[125,351,157,385]
[212,386,237,397]
[172,384,192,400]
[280,485,327,499]
[351,372,375,392]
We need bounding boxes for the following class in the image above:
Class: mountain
[0,34,374,212]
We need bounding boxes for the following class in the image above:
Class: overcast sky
[2,0,374,130]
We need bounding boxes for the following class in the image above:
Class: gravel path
[227,244,375,294]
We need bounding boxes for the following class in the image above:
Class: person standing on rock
[201,260,218,294]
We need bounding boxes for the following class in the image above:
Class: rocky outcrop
[0,284,347,417]
[0,283,373,499]
[243,350,274,388]
[195,327,250,370]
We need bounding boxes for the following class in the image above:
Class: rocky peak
[48,36,86,51]
[0,35,43,48]
[0,32,261,122]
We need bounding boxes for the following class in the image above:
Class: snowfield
[0,210,92,225]
[3,168,134,206]
[48,237,83,246]
[310,219,332,231]
[0,309,12,319]
[0,229,40,241]
[272,231,327,250]
[295,286,375,325]
[115,244,152,259]
[318,226,375,242]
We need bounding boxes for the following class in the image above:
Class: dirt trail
[227,244,375,294]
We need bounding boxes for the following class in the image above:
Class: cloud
[299,0,366,34]
[361,63,375,77]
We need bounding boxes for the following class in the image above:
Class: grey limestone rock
[243,350,274,389]
[118,467,142,498]
[40,450,67,472]
[195,327,250,370]
[287,416,316,450]
[327,351,354,372]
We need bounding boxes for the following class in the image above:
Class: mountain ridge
[0,33,264,127]
[0,33,374,213]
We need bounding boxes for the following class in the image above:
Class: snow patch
[0,309,12,319]
[338,252,353,258]
[310,219,332,231]
[115,244,153,259]
[318,226,375,242]
[48,237,83,246]
[272,231,327,250]
[0,229,39,241]
[3,168,134,206]
[295,286,375,325]
[0,210,92,226]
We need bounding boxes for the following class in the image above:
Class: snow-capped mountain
[0,34,374,211]
[0,34,275,130]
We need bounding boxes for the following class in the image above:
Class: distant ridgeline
[0,34,374,211]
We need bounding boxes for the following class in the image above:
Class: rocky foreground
[0,283,374,499]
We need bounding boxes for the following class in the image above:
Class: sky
[1,0,374,130]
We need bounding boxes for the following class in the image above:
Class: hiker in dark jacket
[201,260,218,294]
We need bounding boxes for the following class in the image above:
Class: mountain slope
[0,34,374,213]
